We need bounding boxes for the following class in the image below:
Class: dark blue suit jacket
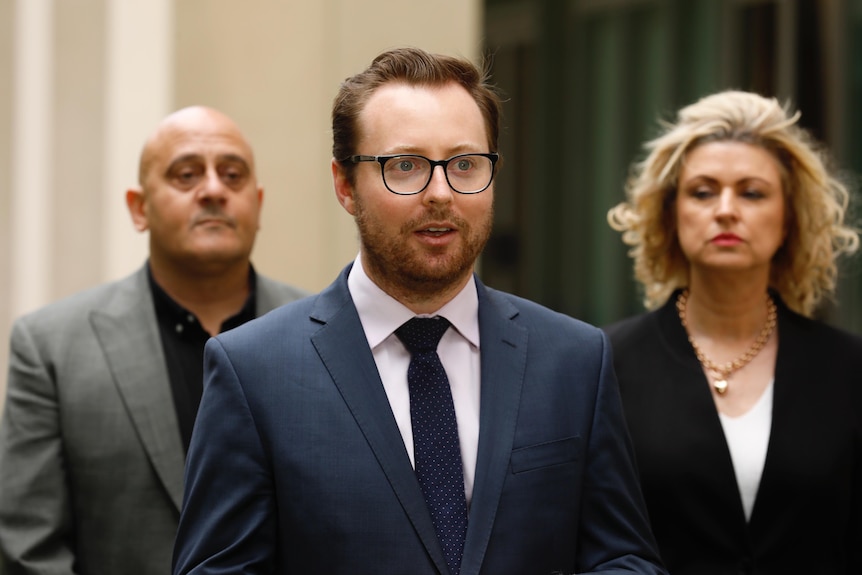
[172,265,666,575]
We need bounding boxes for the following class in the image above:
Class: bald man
[0,107,308,575]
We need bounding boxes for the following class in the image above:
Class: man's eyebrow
[164,153,251,174]
[164,154,204,174]
[217,154,252,170]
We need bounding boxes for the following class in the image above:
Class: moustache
[191,207,235,227]
[405,209,466,231]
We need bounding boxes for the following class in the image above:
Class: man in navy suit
[172,47,666,575]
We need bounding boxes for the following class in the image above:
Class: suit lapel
[309,268,450,575]
[90,268,185,510]
[460,283,528,575]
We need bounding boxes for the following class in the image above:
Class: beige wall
[0,0,483,403]
[0,0,11,391]
[171,0,485,291]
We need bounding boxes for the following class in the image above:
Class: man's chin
[181,247,248,269]
[401,258,474,290]
[188,235,246,254]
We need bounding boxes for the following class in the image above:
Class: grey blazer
[0,264,307,575]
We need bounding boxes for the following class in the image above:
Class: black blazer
[604,292,862,575]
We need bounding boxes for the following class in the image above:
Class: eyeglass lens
[382,155,493,194]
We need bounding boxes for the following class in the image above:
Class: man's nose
[198,169,227,200]
[422,165,454,204]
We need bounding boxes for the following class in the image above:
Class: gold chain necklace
[676,289,777,395]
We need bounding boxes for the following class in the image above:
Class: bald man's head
[125,105,264,276]
[138,106,257,188]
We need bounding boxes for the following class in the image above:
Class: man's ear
[332,158,356,215]
[255,185,264,229]
[125,188,149,232]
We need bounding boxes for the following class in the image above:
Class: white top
[718,379,774,522]
[347,256,481,504]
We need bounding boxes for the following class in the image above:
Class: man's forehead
[153,126,254,164]
[357,82,487,149]
[139,116,254,183]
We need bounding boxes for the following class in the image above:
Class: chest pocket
[510,436,581,474]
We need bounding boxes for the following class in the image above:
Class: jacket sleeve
[172,337,276,575]
[0,319,76,575]
[575,331,667,574]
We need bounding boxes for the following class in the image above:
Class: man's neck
[149,259,251,335]
[359,254,475,316]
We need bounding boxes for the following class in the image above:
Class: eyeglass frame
[345,152,500,195]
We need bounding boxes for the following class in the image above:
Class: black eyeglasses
[347,153,499,195]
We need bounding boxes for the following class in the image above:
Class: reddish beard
[354,198,493,299]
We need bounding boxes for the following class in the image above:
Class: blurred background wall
[482,0,862,333]
[0,0,484,403]
[4,0,862,409]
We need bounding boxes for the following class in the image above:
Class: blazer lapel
[460,282,528,575]
[90,267,185,511]
[655,299,749,528]
[309,267,450,575]
[750,302,809,530]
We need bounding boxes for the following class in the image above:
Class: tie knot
[395,317,451,354]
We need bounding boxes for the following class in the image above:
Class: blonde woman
[605,90,862,574]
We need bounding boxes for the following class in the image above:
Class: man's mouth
[422,227,452,236]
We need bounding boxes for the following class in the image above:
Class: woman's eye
[742,188,765,199]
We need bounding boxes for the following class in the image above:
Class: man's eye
[171,166,202,185]
[395,160,416,172]
[455,159,473,171]
[219,162,249,184]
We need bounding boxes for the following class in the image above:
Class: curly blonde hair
[607,90,859,316]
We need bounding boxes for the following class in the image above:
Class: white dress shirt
[347,256,481,504]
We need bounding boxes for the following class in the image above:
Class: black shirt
[148,265,257,453]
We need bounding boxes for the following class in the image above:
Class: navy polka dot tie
[395,317,467,575]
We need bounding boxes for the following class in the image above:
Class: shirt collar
[147,261,258,334]
[347,255,480,350]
